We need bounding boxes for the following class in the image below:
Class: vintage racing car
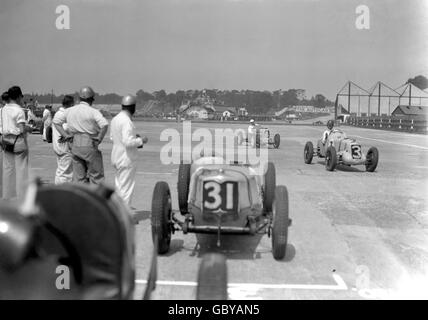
[303,129,379,172]
[0,179,226,300]
[150,156,291,260]
[236,124,280,149]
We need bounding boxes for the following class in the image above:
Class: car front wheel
[304,141,313,164]
[271,185,289,260]
[151,181,172,254]
[273,134,280,149]
[325,146,337,171]
[365,147,379,172]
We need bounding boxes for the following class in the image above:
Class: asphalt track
[26,121,428,300]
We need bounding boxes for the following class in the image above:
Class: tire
[255,130,260,149]
[304,141,313,164]
[325,146,337,171]
[264,162,276,212]
[273,134,280,149]
[196,253,228,300]
[151,181,172,254]
[272,186,289,260]
[177,163,191,215]
[46,126,53,143]
[365,147,379,172]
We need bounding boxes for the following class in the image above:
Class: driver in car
[322,120,334,144]
[248,119,256,144]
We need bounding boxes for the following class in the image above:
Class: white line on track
[351,135,428,150]
[135,273,348,291]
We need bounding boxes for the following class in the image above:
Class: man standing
[0,92,10,198]
[42,105,52,142]
[52,95,74,184]
[53,86,108,184]
[0,86,29,200]
[110,94,147,206]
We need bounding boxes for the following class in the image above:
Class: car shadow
[163,239,185,257]
[335,165,364,173]
[190,233,264,260]
[315,161,365,173]
[132,210,151,224]
[278,243,296,263]
[187,233,296,262]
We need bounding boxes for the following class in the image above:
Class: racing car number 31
[203,181,238,213]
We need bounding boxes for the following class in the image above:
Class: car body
[304,129,379,172]
[151,156,291,260]
[23,108,43,134]
[237,124,280,149]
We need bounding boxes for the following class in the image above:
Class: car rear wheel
[325,146,337,171]
[255,130,260,149]
[273,134,280,149]
[196,253,228,300]
[177,163,191,215]
[272,185,289,260]
[264,162,276,212]
[304,141,313,164]
[365,147,379,172]
[151,181,172,254]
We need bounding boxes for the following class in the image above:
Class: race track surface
[26,121,428,299]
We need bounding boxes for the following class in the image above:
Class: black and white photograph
[0,0,427,305]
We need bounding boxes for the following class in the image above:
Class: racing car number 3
[203,181,238,212]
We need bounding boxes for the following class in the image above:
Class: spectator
[52,95,74,184]
[0,86,30,200]
[42,105,53,142]
[53,86,108,184]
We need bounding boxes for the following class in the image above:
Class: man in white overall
[110,95,147,207]
[42,105,52,142]
[52,95,74,184]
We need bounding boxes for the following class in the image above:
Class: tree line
[24,89,334,114]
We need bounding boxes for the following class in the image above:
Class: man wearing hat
[110,94,147,206]
[42,104,53,142]
[53,86,108,184]
[0,86,30,199]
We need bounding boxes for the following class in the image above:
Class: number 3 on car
[203,181,238,212]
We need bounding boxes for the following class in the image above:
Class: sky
[0,0,427,100]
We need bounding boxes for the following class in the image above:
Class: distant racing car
[303,129,379,172]
[236,124,280,149]
[150,155,291,260]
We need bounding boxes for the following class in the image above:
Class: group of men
[0,85,147,208]
[50,86,148,207]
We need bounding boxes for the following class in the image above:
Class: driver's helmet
[327,120,334,130]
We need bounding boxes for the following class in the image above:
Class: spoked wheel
[196,253,228,300]
[365,147,379,172]
[151,181,172,254]
[273,134,280,149]
[325,146,337,171]
[304,141,314,164]
[271,185,289,260]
